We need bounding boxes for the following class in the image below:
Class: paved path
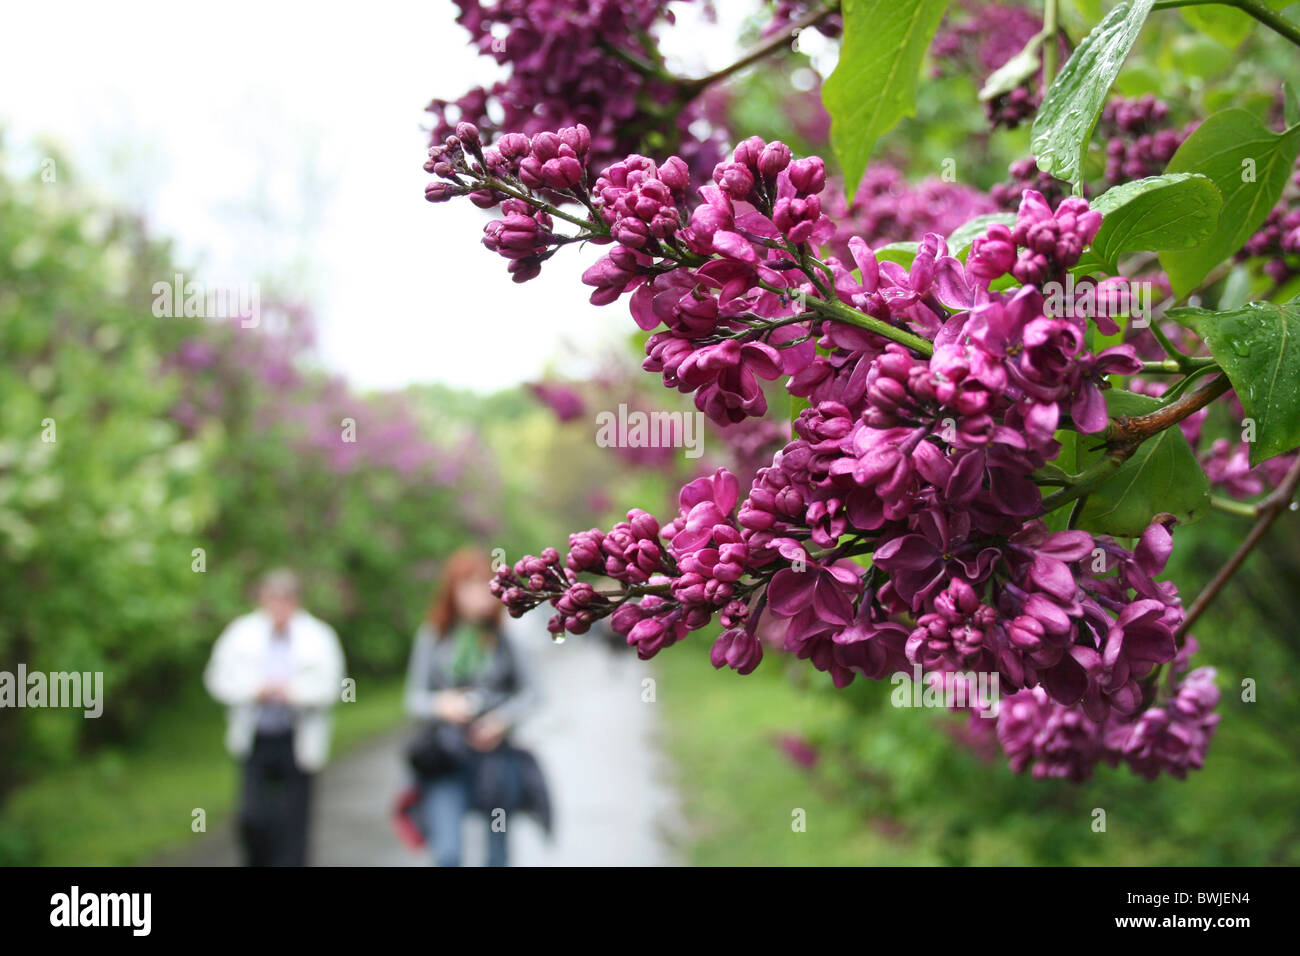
[160,613,683,866]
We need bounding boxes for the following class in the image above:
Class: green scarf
[448,623,488,684]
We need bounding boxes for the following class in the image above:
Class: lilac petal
[712,230,758,264]
[933,256,974,310]
[1030,555,1078,602]
[1039,530,1094,562]
[1071,384,1108,434]
[874,534,939,571]
[1042,654,1088,704]
[1024,592,1072,634]
[1135,523,1173,576]
[813,578,854,627]
[847,237,879,292]
[767,568,814,616]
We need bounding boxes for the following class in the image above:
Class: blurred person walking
[204,569,345,866]
[403,548,547,866]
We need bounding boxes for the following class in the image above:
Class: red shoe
[390,786,425,850]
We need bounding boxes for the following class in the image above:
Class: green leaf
[1179,5,1253,48]
[947,212,1017,258]
[1217,265,1253,311]
[1158,109,1300,297]
[1086,173,1222,272]
[1170,297,1300,464]
[873,241,920,267]
[823,0,951,196]
[791,391,811,427]
[1074,390,1210,537]
[979,30,1046,103]
[1030,0,1156,186]
[1178,0,1291,48]
[1170,34,1235,79]
[1043,431,1079,532]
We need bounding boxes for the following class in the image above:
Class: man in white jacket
[203,569,345,866]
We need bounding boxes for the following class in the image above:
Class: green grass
[658,644,939,865]
[1,674,408,866]
[658,637,1300,866]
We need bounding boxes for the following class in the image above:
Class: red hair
[427,547,502,638]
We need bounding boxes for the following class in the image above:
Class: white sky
[0,0,770,392]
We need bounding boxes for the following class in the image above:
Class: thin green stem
[1153,0,1300,49]
[1040,450,1128,513]
[480,176,606,234]
[769,286,935,356]
[1042,0,1060,94]
[1040,375,1231,512]
[1148,321,1194,365]
[1177,454,1300,639]
[1210,495,1261,518]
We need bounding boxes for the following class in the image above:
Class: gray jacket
[403,624,537,729]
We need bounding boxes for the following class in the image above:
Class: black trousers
[238,730,312,867]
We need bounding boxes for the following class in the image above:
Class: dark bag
[472,744,553,835]
[405,721,471,779]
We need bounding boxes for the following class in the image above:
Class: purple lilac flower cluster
[763,0,843,38]
[996,640,1219,781]
[425,0,720,179]
[1097,95,1192,186]
[527,381,587,422]
[1239,167,1300,284]
[990,157,1073,211]
[430,124,1219,781]
[931,1,1045,78]
[990,96,1190,212]
[930,1,1048,130]
[824,165,999,259]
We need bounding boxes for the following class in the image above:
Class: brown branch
[1040,375,1231,512]
[675,2,840,96]
[1176,453,1300,640]
[1108,374,1231,444]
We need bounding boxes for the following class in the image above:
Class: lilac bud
[558,123,591,156]
[424,182,458,203]
[507,257,542,283]
[531,131,561,162]
[455,122,480,146]
[498,133,530,160]
[732,135,765,171]
[758,141,793,179]
[786,156,826,196]
[968,225,1016,280]
[712,161,755,198]
[541,155,584,189]
[628,509,660,541]
[658,156,690,195]
[518,156,544,189]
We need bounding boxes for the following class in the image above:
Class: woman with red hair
[404,548,539,866]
